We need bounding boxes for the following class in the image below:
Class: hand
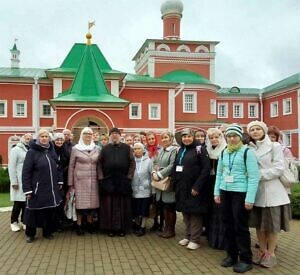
[12,185,19,190]
[191,189,199,196]
[245,203,253,210]
[26,194,32,200]
[152,173,159,181]
[214,196,221,204]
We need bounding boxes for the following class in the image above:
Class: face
[209,134,220,147]
[93,132,99,142]
[182,134,194,146]
[147,134,156,146]
[268,134,277,142]
[125,136,133,146]
[133,136,142,144]
[54,138,64,148]
[39,133,50,145]
[194,131,206,144]
[161,133,172,148]
[101,137,109,146]
[110,132,121,144]
[141,135,147,145]
[133,147,143,157]
[249,126,265,141]
[226,134,241,145]
[63,130,72,141]
[23,134,32,145]
[82,132,93,144]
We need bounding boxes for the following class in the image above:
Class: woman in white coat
[247,121,290,268]
[8,133,32,231]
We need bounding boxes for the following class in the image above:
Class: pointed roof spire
[10,38,20,68]
[50,34,128,108]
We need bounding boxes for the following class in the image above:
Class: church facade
[0,0,299,165]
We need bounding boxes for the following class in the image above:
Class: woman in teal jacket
[214,124,259,274]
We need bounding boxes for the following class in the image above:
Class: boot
[159,209,169,238]
[76,224,84,236]
[150,217,159,231]
[162,210,176,238]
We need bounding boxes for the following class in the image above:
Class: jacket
[8,142,28,201]
[22,140,62,209]
[248,136,290,207]
[214,145,260,204]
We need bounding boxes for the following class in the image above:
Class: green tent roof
[263,73,300,93]
[50,43,128,106]
[160,69,215,85]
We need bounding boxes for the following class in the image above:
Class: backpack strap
[221,146,249,170]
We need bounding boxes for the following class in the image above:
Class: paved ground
[0,210,299,275]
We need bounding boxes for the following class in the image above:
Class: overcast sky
[1,0,299,88]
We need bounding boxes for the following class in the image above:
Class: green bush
[0,167,10,192]
[291,183,300,219]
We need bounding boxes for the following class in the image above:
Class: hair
[160,130,174,141]
[101,133,109,140]
[207,128,222,138]
[38,128,49,137]
[139,131,147,136]
[267,125,280,142]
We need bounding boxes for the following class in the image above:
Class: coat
[22,140,62,209]
[153,145,177,203]
[68,146,100,209]
[173,141,210,214]
[98,142,136,196]
[132,156,152,198]
[248,136,290,207]
[8,142,28,201]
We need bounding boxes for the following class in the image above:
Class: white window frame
[0,100,7,117]
[282,98,292,115]
[129,103,142,119]
[13,100,27,118]
[233,103,244,118]
[210,99,216,115]
[248,103,259,118]
[217,103,228,118]
[270,101,278,118]
[148,104,161,120]
[40,101,53,118]
[183,91,197,113]
[282,132,292,147]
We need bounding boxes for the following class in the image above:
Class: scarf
[36,139,50,149]
[75,138,96,151]
[227,141,243,153]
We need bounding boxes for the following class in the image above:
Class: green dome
[161,69,213,85]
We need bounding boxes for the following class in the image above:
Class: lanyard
[136,156,144,177]
[179,148,186,166]
[228,152,237,174]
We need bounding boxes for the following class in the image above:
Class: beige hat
[247,120,268,134]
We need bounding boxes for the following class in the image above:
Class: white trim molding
[40,100,53,118]
[148,103,161,120]
[176,45,191,52]
[217,102,228,118]
[0,100,8,117]
[13,100,27,118]
[183,91,197,113]
[270,101,279,117]
[282,98,292,115]
[195,45,209,53]
[248,102,259,118]
[233,102,244,118]
[129,103,142,120]
[156,44,170,51]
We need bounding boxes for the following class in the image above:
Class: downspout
[297,88,300,161]
[119,79,126,96]
[259,91,263,121]
[32,75,40,134]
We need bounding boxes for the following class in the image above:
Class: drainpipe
[259,91,263,121]
[175,82,185,98]
[32,75,40,134]
[119,79,126,96]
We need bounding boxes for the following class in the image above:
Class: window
[248,103,258,118]
[0,100,7,117]
[183,92,197,113]
[217,103,228,118]
[40,101,52,117]
[283,98,292,115]
[282,132,291,147]
[129,103,142,119]
[233,103,243,118]
[148,104,161,120]
[270,101,278,117]
[13,100,27,118]
[210,99,216,115]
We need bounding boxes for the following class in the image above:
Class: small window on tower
[172,23,175,35]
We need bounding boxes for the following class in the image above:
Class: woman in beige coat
[68,127,100,235]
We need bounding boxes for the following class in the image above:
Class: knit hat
[109,127,121,135]
[225,124,243,138]
[133,142,144,149]
[53,133,64,141]
[247,120,268,134]
[181,128,194,136]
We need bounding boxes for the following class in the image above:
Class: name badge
[225,175,234,183]
[176,165,183,172]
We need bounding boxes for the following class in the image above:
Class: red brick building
[0,0,299,165]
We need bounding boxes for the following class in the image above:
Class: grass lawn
[0,193,12,207]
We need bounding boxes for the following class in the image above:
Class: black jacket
[173,141,210,214]
[22,140,62,209]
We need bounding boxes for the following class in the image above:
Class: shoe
[26,236,34,243]
[86,223,95,234]
[43,234,54,240]
[162,230,175,238]
[150,220,159,232]
[135,228,145,237]
[233,262,253,273]
[260,252,277,268]
[252,251,265,265]
[20,222,26,230]
[10,222,21,232]
[221,256,237,267]
[186,241,200,250]
[118,231,126,237]
[76,225,84,236]
[178,238,189,246]
[108,231,115,237]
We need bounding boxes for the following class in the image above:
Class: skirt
[250,204,291,232]
[132,197,150,217]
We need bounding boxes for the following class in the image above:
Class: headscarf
[75,127,96,151]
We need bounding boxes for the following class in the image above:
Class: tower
[10,41,20,68]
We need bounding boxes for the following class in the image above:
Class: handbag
[151,176,171,191]
[280,160,299,188]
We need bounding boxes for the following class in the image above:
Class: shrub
[291,183,300,219]
[0,167,10,192]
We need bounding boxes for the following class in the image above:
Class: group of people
[8,121,296,273]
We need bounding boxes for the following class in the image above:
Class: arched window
[176,45,191,52]
[195,45,209,53]
[156,44,170,52]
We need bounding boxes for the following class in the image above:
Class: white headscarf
[75,127,96,151]
[206,128,227,160]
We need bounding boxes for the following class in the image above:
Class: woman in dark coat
[22,129,62,243]
[174,128,210,250]
[98,127,136,237]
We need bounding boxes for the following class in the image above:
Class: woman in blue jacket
[214,124,259,273]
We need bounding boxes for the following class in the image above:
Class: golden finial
[86,21,95,45]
